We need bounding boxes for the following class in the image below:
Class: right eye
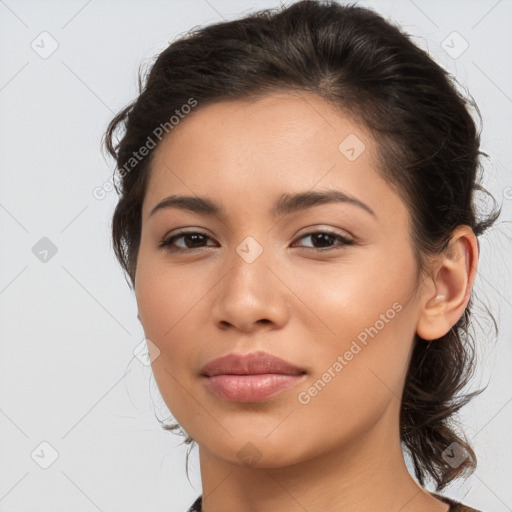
[158,231,217,252]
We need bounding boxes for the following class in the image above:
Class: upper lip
[200,351,306,377]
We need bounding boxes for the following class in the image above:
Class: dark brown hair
[102,0,502,491]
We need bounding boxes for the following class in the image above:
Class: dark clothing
[186,492,482,511]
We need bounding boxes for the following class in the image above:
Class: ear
[416,225,479,341]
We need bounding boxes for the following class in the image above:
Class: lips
[200,351,306,402]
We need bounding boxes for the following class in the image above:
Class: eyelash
[158,229,354,253]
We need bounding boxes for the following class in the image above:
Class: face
[135,91,423,467]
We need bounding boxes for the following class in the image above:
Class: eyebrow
[148,189,376,219]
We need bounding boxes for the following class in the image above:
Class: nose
[211,245,290,333]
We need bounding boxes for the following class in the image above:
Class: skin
[134,91,478,512]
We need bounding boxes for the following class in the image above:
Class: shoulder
[186,495,202,512]
[451,505,482,512]
[430,491,483,512]
[186,493,484,512]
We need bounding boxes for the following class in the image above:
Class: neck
[197,403,449,512]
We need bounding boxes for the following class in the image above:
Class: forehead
[142,92,403,226]
[151,91,372,168]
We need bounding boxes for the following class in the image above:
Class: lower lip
[204,374,306,402]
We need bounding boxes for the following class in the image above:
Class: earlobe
[416,226,478,341]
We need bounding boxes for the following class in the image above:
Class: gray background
[0,0,511,511]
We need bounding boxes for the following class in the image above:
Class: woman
[102,1,501,510]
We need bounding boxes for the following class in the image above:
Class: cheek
[135,264,204,430]
[134,247,214,350]
[135,260,196,401]
[292,300,414,454]
[135,249,207,339]
[289,254,416,420]
[286,250,409,344]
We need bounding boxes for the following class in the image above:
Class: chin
[202,435,311,469]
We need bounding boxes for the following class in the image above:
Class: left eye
[158,230,354,252]
[293,231,354,250]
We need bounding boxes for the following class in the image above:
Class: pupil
[313,233,333,247]
[187,234,205,247]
